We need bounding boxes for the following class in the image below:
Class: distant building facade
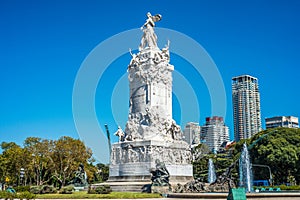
[265,116,299,129]
[232,75,262,141]
[200,116,229,153]
[183,122,201,145]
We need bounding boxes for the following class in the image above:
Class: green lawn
[36,191,162,199]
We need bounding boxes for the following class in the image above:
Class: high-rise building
[265,116,299,129]
[232,75,262,141]
[200,116,229,153]
[183,122,201,145]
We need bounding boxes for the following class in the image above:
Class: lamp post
[98,169,103,182]
[20,168,25,186]
[104,124,111,155]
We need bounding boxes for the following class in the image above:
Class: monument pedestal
[108,140,193,191]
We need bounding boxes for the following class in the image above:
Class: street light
[98,169,103,182]
[20,168,25,186]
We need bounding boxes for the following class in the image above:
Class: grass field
[36,191,162,199]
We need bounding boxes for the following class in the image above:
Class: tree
[96,163,109,182]
[24,137,55,186]
[51,136,93,186]
[0,154,6,185]
[192,143,211,161]
[0,136,99,187]
[237,128,300,185]
[0,142,30,186]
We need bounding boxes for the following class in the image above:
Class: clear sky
[0,0,299,163]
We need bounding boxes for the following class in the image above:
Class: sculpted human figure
[139,146,146,162]
[139,12,162,50]
[128,48,140,69]
[161,40,170,61]
[125,118,140,141]
[71,163,87,186]
[166,120,182,140]
[143,107,152,125]
[114,126,125,142]
[150,159,170,186]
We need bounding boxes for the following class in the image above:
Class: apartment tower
[200,116,229,153]
[265,116,299,129]
[183,122,201,145]
[232,75,262,141]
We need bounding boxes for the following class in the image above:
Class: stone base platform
[109,140,193,192]
[106,175,193,192]
[108,175,193,183]
[93,175,194,193]
[92,181,151,192]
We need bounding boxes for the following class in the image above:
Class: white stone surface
[110,140,192,178]
[166,164,193,176]
[109,13,193,183]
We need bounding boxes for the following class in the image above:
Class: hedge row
[0,191,35,200]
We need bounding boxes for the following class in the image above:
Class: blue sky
[0,0,299,163]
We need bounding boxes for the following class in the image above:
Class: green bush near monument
[18,191,36,200]
[30,185,57,194]
[59,185,74,194]
[88,185,112,194]
[14,185,30,192]
[0,191,36,200]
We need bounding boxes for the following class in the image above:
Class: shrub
[94,185,112,194]
[15,185,30,192]
[17,191,36,200]
[40,185,57,194]
[87,186,96,194]
[0,191,7,199]
[279,184,300,190]
[60,185,74,194]
[30,186,41,194]
[88,185,112,194]
[30,185,57,194]
[0,191,17,200]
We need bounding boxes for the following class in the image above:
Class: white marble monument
[108,13,193,187]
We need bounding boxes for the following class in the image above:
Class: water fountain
[208,158,216,184]
[239,143,253,192]
[172,142,300,199]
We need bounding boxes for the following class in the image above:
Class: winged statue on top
[139,12,162,51]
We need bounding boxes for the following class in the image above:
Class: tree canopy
[0,136,105,187]
[246,127,300,185]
